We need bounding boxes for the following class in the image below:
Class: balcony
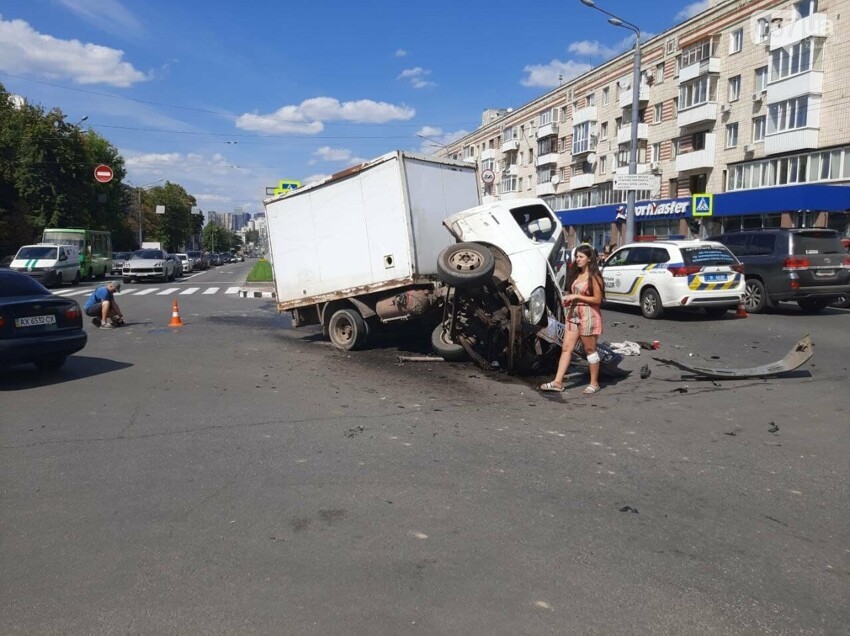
[536,181,557,196]
[765,127,819,155]
[572,139,597,158]
[767,70,824,102]
[770,13,829,50]
[570,173,595,190]
[678,57,721,83]
[572,106,598,125]
[536,121,559,138]
[617,123,648,145]
[481,148,496,161]
[677,102,718,128]
[675,133,716,172]
[501,139,519,153]
[537,152,559,167]
[463,156,476,164]
[619,84,650,108]
[504,164,518,175]
[614,163,650,175]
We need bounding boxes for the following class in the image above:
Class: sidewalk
[238,280,275,298]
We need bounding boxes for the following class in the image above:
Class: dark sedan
[0,270,87,372]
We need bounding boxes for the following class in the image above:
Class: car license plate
[815,269,835,277]
[15,314,56,327]
[703,274,727,282]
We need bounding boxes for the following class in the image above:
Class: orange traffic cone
[736,299,748,318]
[168,299,184,327]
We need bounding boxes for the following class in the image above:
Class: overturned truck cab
[432,198,570,374]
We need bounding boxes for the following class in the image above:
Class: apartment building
[439,0,850,249]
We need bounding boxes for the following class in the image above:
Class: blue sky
[0,0,709,216]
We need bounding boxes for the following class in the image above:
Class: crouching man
[84,281,125,329]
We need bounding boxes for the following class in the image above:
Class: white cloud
[195,193,231,204]
[236,97,415,134]
[397,67,436,89]
[312,146,366,164]
[675,0,710,21]
[568,40,618,58]
[0,16,149,86]
[55,0,143,37]
[394,48,408,57]
[521,59,592,89]
[415,126,470,153]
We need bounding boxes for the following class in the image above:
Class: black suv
[711,229,850,313]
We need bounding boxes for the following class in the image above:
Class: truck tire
[437,243,495,289]
[431,322,467,361]
[328,308,368,351]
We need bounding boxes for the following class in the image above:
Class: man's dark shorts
[85,303,103,317]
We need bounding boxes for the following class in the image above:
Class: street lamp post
[580,0,642,244]
[128,179,164,247]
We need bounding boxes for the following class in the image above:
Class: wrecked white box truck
[263,151,480,350]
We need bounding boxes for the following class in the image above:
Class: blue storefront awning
[556,184,850,227]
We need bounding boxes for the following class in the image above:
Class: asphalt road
[2,268,848,634]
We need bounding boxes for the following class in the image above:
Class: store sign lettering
[634,200,690,217]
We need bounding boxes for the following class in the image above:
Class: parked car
[175,253,194,274]
[186,250,208,270]
[0,269,87,372]
[111,251,132,275]
[208,253,222,266]
[168,254,184,278]
[711,228,850,313]
[10,244,81,287]
[122,249,176,283]
[600,240,745,319]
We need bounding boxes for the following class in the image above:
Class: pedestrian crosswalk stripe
[225,287,240,294]
[133,288,159,295]
[51,285,252,297]
[62,288,95,297]
[203,287,219,295]
[157,288,179,295]
[180,287,200,295]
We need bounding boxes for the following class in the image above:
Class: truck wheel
[328,308,368,351]
[437,243,495,289]
[640,287,664,319]
[431,322,467,361]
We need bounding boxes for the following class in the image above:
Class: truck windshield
[16,246,58,259]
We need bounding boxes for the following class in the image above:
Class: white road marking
[53,288,87,296]
[62,289,96,297]
[202,287,219,295]
[180,287,200,295]
[156,288,179,295]
[225,287,240,294]
[132,288,159,295]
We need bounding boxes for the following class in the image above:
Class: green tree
[145,182,197,252]
[202,223,231,252]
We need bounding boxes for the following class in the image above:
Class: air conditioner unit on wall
[753,91,766,102]
[720,103,731,113]
[744,144,755,153]
[650,161,660,171]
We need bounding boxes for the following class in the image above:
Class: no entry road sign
[94,164,113,183]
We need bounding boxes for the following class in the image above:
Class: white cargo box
[264,151,480,311]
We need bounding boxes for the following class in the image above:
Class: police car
[600,239,745,319]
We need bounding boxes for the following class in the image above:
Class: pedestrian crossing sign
[273,180,301,196]
[692,193,713,217]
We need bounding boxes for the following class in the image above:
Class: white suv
[601,240,745,319]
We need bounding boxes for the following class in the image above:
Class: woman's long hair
[566,244,605,301]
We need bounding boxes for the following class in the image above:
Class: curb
[238,289,276,299]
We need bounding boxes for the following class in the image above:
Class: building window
[614,117,622,134]
[538,136,557,156]
[651,142,662,162]
[463,146,474,160]
[671,139,679,158]
[767,96,809,134]
[753,116,766,142]
[600,121,608,139]
[540,108,558,126]
[693,131,707,150]
[669,178,678,197]
[599,156,607,173]
[602,87,609,105]
[573,122,594,155]
[728,75,741,102]
[755,66,768,92]
[587,93,595,107]
[672,98,678,115]
[655,62,665,84]
[729,28,744,54]
[654,103,663,123]
[757,18,770,43]
[504,127,518,142]
[770,38,824,82]
[678,76,718,110]
[726,123,739,148]
[795,0,818,19]
[681,37,716,67]
[500,175,518,193]
[726,145,850,191]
